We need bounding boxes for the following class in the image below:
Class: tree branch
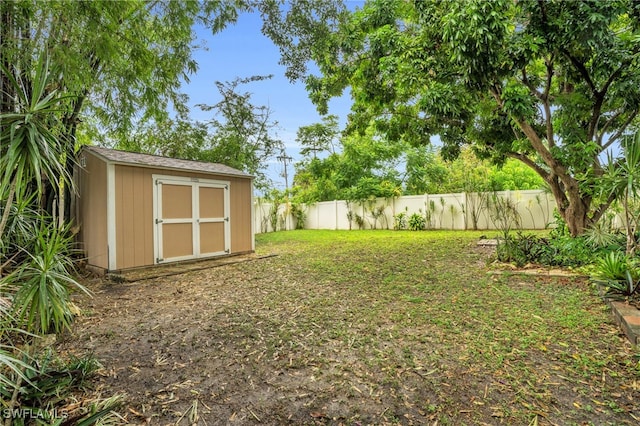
[543,59,554,147]
[507,152,549,181]
[560,48,597,95]
[589,191,618,225]
[587,61,629,141]
[602,108,638,151]
[521,68,544,100]
[596,108,624,147]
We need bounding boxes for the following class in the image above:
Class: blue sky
[182,12,353,189]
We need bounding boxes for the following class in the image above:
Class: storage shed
[74,146,254,273]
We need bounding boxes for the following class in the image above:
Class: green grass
[251,230,640,424]
[69,229,640,425]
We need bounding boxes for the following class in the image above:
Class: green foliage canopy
[119,76,283,190]
[292,141,545,203]
[1,0,248,140]
[261,0,640,235]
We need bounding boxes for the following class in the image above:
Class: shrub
[408,213,426,231]
[394,212,407,230]
[5,222,89,334]
[290,203,307,230]
[496,231,599,267]
[591,251,640,299]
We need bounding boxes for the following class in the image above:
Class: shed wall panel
[77,153,108,269]
[113,165,253,270]
[115,166,153,269]
[229,177,253,253]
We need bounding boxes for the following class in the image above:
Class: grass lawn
[63,230,640,425]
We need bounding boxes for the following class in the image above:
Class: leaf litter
[57,231,640,425]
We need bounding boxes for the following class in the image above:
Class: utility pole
[277,152,293,192]
[277,152,293,230]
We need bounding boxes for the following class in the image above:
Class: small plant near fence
[394,209,408,230]
[437,197,446,228]
[466,192,489,230]
[368,205,387,229]
[495,213,613,268]
[448,204,458,230]
[487,192,522,236]
[425,200,436,229]
[346,210,355,230]
[290,203,307,230]
[364,198,390,230]
[269,203,279,232]
[408,212,426,231]
[263,189,286,232]
[346,200,355,230]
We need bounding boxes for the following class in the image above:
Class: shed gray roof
[82,145,252,179]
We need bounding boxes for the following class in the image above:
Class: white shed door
[153,175,230,264]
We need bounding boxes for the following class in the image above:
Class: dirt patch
[58,234,640,425]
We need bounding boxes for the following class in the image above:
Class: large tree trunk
[546,173,592,237]
[512,117,602,237]
[563,196,590,237]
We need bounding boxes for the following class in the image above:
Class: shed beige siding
[114,165,154,269]
[113,165,253,270]
[229,176,253,253]
[76,154,108,269]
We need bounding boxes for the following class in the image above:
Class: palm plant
[0,53,72,237]
[602,131,640,256]
[591,251,640,299]
[0,53,121,424]
[6,221,89,334]
[0,192,40,273]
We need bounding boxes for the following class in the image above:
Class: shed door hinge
[156,257,164,263]
[224,217,229,222]
[155,218,163,224]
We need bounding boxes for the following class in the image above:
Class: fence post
[463,192,468,230]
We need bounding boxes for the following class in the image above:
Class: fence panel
[254,189,557,234]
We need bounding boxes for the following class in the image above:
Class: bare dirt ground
[57,233,640,425]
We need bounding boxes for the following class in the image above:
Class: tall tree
[119,76,283,190]
[296,114,339,158]
[292,127,402,203]
[260,0,640,236]
[1,0,247,218]
[197,75,284,187]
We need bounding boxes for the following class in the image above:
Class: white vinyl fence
[255,189,557,233]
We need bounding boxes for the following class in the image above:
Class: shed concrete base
[104,252,274,283]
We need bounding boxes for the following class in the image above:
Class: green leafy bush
[496,231,600,267]
[0,352,123,425]
[408,213,426,231]
[591,251,640,299]
[394,212,407,230]
[5,222,89,334]
[290,203,307,230]
[591,252,640,299]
